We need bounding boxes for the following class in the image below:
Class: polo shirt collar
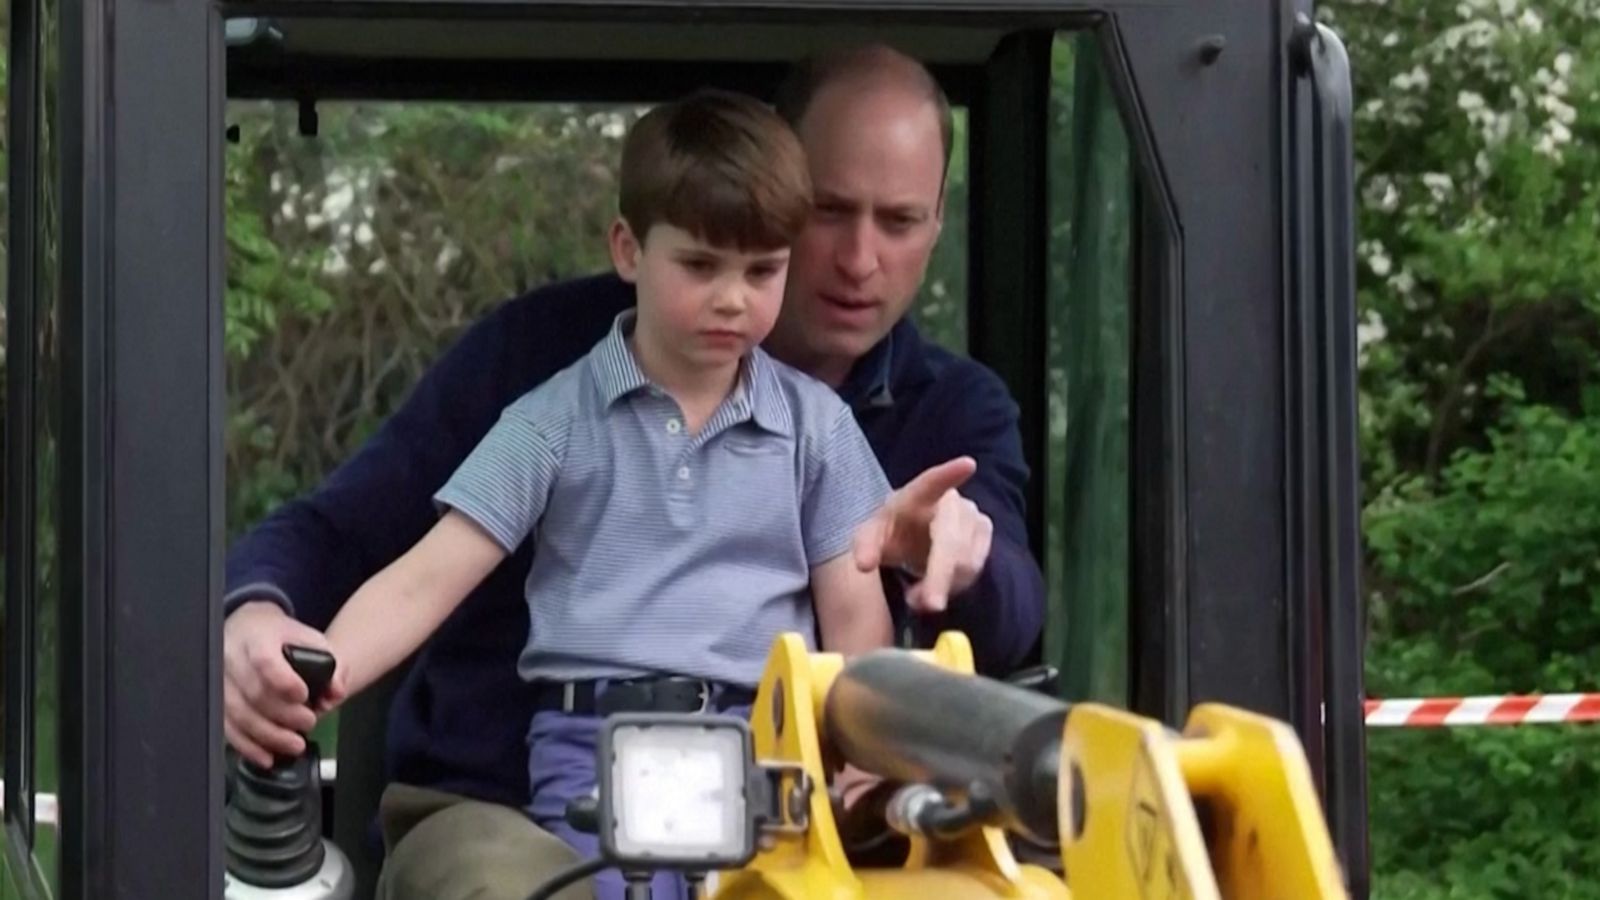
[590,311,652,406]
[839,325,898,410]
[590,311,794,438]
[744,349,794,437]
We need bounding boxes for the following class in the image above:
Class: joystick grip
[224,645,339,889]
[283,644,336,708]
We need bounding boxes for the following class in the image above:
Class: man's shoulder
[896,323,1016,414]
[469,272,633,354]
[432,272,631,404]
[500,347,596,425]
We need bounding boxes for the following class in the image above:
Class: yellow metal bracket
[1058,703,1348,899]
[712,632,1068,900]
[713,632,1348,900]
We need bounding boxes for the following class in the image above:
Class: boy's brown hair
[619,89,812,251]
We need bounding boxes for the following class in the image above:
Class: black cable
[527,856,611,900]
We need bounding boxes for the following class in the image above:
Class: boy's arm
[802,400,895,658]
[324,511,509,703]
[811,551,892,810]
[811,552,893,657]
[324,394,567,701]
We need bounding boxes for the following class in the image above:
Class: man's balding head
[774,44,954,178]
[763,44,949,386]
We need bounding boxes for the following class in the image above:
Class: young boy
[314,90,893,898]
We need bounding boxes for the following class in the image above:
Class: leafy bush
[1327,0,1600,893]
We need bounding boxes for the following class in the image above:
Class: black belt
[532,676,755,716]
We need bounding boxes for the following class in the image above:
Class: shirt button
[676,466,691,481]
[666,419,682,434]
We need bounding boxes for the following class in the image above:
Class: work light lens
[607,720,750,862]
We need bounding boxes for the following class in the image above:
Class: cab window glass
[914,108,969,353]
[1044,32,1135,705]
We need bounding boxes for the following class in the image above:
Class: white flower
[1364,239,1394,277]
[1358,310,1388,355]
[436,243,462,275]
[322,249,350,277]
[1391,65,1431,91]
[321,183,355,220]
[1554,53,1573,78]
[1422,173,1455,202]
[1517,8,1543,32]
[1484,112,1513,145]
[1541,95,1577,125]
[1458,90,1486,112]
[1441,21,1497,51]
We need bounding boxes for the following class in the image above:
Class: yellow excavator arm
[711,632,1350,900]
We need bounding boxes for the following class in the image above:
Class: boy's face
[610,220,790,371]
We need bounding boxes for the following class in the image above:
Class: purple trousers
[526,702,752,900]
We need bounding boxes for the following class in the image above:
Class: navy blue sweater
[224,273,1045,809]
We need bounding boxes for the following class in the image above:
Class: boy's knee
[377,798,591,900]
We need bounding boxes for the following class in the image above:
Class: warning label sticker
[1124,746,1194,900]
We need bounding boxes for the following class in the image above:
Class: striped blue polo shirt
[433,311,891,688]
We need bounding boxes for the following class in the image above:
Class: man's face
[770,82,946,384]
[611,221,790,373]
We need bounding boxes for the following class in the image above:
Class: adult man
[223,45,1045,899]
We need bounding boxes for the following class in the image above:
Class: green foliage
[1326,0,1600,894]
[221,101,630,532]
[1364,404,1600,897]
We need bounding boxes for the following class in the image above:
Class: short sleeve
[801,404,891,566]
[433,405,564,552]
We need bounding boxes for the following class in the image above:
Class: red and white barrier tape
[1365,694,1600,727]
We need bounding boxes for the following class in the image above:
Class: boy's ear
[609,218,643,282]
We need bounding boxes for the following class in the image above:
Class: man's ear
[609,217,643,282]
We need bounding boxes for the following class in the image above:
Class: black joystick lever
[283,645,337,708]
[225,644,337,889]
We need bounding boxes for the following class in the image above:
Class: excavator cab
[2,0,1367,896]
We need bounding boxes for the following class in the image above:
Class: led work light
[596,714,762,869]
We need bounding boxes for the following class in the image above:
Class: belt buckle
[694,680,713,713]
[562,682,577,714]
